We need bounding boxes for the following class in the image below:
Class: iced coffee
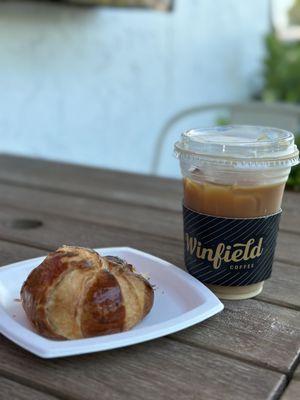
[175,126,299,300]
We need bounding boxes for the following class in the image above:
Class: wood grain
[0,240,45,267]
[0,199,297,264]
[0,182,298,266]
[258,262,300,310]
[0,377,58,400]
[171,299,300,373]
[275,231,300,266]
[0,204,298,314]
[0,202,298,302]
[0,155,181,210]
[0,154,298,220]
[281,366,300,400]
[0,336,285,400]
[0,204,183,265]
[0,209,298,374]
[294,364,300,379]
[0,155,299,400]
[0,224,298,311]
[0,155,300,233]
[0,181,298,246]
[0,181,181,239]
[281,381,300,400]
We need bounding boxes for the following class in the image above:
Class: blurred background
[0,0,299,189]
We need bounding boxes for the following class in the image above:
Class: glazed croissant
[20,246,154,340]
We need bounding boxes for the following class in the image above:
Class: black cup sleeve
[183,204,282,286]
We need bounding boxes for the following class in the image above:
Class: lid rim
[175,141,299,163]
[175,125,299,167]
[184,125,294,146]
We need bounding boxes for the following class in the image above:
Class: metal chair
[151,101,300,176]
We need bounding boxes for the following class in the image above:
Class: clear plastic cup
[175,125,299,300]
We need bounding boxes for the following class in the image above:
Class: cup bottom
[207,282,264,300]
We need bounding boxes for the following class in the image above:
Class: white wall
[0,0,270,176]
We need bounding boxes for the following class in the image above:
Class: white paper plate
[0,247,223,358]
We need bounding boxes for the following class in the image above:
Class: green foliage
[215,116,231,126]
[261,32,300,191]
[262,33,300,103]
[288,0,300,25]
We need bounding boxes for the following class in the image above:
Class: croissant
[20,246,154,340]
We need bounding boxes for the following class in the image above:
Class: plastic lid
[174,125,299,169]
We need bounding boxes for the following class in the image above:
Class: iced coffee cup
[174,126,299,300]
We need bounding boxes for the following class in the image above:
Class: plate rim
[0,247,224,358]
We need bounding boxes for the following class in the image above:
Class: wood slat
[0,174,298,305]
[0,205,182,266]
[171,299,300,373]
[259,262,300,310]
[0,201,298,270]
[0,243,57,400]
[281,365,300,400]
[0,155,299,399]
[0,206,298,374]
[275,232,300,266]
[0,198,298,279]
[0,154,300,228]
[281,191,300,212]
[0,195,299,301]
[0,180,298,246]
[0,223,298,311]
[0,240,288,400]
[0,154,181,210]
[0,183,298,268]
[0,335,285,400]
[0,181,181,240]
[0,154,299,219]
[0,240,45,266]
[0,377,58,400]
[281,381,300,400]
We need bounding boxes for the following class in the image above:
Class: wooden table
[0,154,299,400]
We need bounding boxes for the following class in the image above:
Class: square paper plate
[0,247,223,358]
